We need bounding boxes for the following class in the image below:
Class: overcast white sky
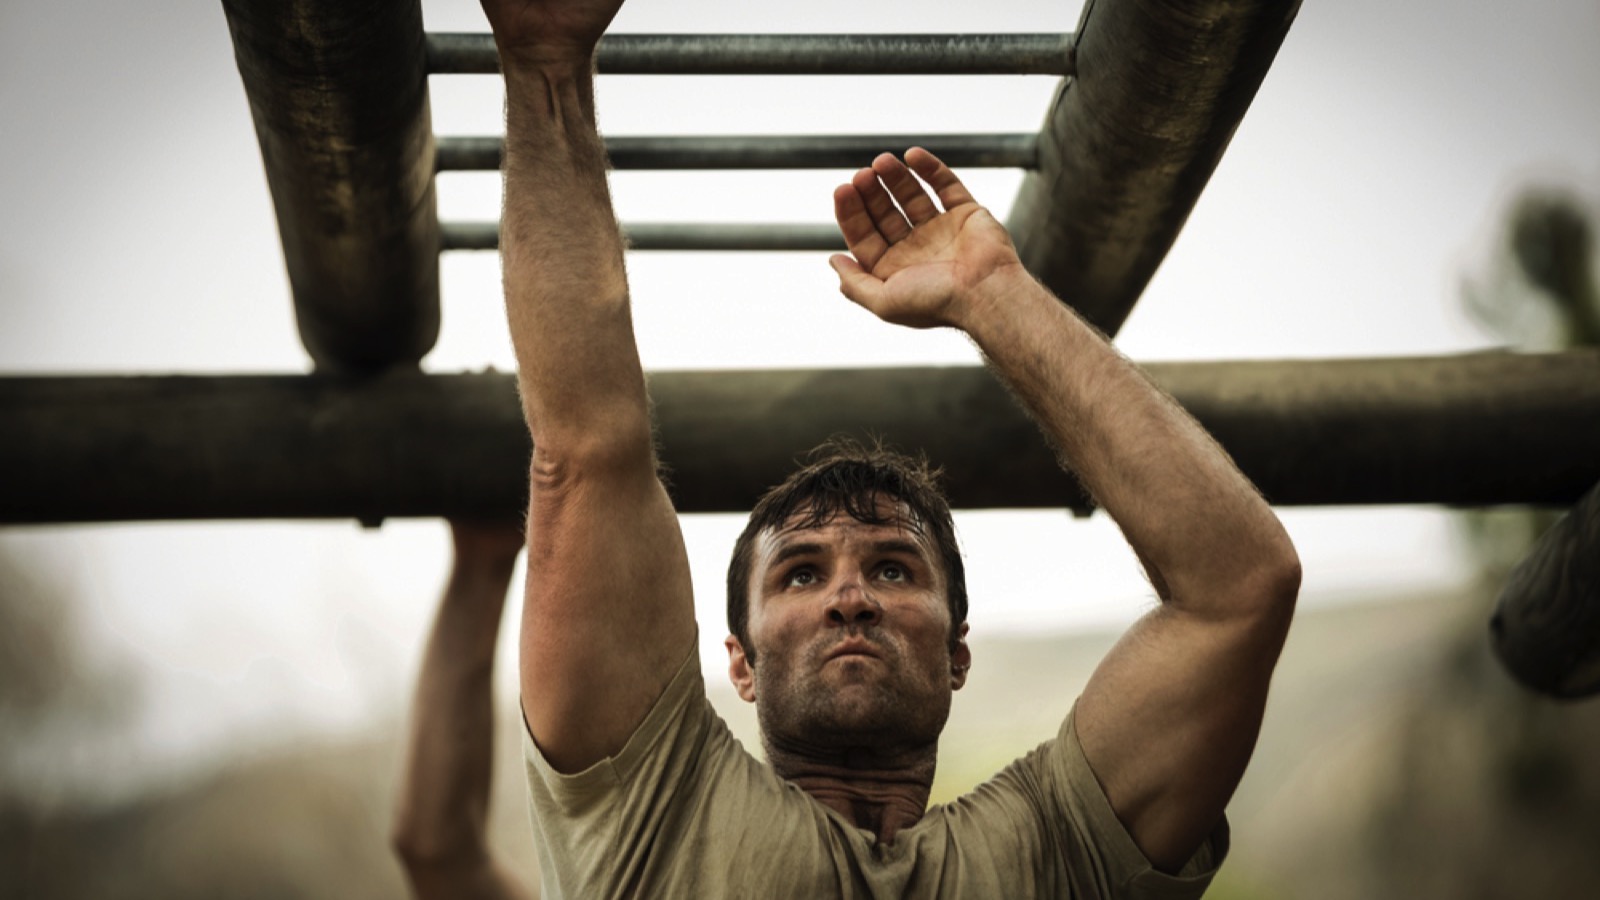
[2,0,1597,800]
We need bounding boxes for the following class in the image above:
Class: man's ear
[726,635,757,703]
[951,622,972,691]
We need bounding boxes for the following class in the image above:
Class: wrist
[952,262,1037,342]
[499,45,596,94]
[501,56,600,135]
[449,537,523,574]
[449,555,519,588]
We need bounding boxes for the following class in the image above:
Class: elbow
[391,825,485,878]
[393,836,493,900]
[528,405,656,479]
[389,821,435,869]
[1254,510,1300,582]
[1169,524,1302,625]
[390,799,483,872]
[528,420,659,505]
[518,363,656,478]
[1192,529,1301,631]
[1268,530,1303,603]
[1247,534,1302,630]
[390,829,426,871]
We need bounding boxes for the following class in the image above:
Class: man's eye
[785,568,817,587]
[878,564,907,582]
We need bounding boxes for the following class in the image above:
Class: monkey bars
[435,133,1039,172]
[219,0,1299,370]
[425,32,1077,76]
[219,0,439,373]
[1008,0,1302,337]
[440,222,845,252]
[50,0,1582,697]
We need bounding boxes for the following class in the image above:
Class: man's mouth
[824,637,884,662]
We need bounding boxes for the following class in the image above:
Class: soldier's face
[727,501,969,754]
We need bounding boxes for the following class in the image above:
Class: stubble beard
[754,634,954,759]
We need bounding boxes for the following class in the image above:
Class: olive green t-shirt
[523,649,1227,899]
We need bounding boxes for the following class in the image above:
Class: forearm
[499,56,650,457]
[393,557,516,867]
[487,12,694,776]
[962,269,1299,616]
[828,149,1294,871]
[967,270,1299,869]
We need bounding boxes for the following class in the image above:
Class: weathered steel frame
[216,0,1300,365]
[4,0,1582,696]
[6,351,1599,523]
[220,0,440,373]
[425,32,1078,76]
[1007,0,1301,337]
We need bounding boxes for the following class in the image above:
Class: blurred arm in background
[392,520,533,900]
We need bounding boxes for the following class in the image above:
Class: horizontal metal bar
[436,132,1038,172]
[441,221,845,252]
[4,352,1598,522]
[426,32,1075,76]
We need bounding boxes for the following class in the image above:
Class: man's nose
[826,577,882,627]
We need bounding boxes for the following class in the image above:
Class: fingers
[852,167,912,245]
[828,254,886,312]
[904,147,976,211]
[871,152,941,225]
[832,183,891,271]
[831,148,978,271]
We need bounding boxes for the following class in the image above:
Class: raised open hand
[478,0,626,64]
[829,148,1024,331]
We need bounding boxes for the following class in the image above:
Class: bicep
[1073,588,1293,872]
[518,446,697,774]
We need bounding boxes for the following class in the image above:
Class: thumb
[828,254,884,311]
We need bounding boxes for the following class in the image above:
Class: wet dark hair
[726,437,967,663]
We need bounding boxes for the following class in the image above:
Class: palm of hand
[480,0,624,57]
[862,205,1018,330]
[831,149,1024,331]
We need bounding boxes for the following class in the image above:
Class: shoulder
[524,659,860,897]
[523,647,710,805]
[933,706,1229,899]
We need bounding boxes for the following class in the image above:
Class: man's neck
[765,743,938,844]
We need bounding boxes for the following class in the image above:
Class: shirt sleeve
[1049,704,1230,899]
[520,645,711,899]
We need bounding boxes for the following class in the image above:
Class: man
[482,0,1301,895]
